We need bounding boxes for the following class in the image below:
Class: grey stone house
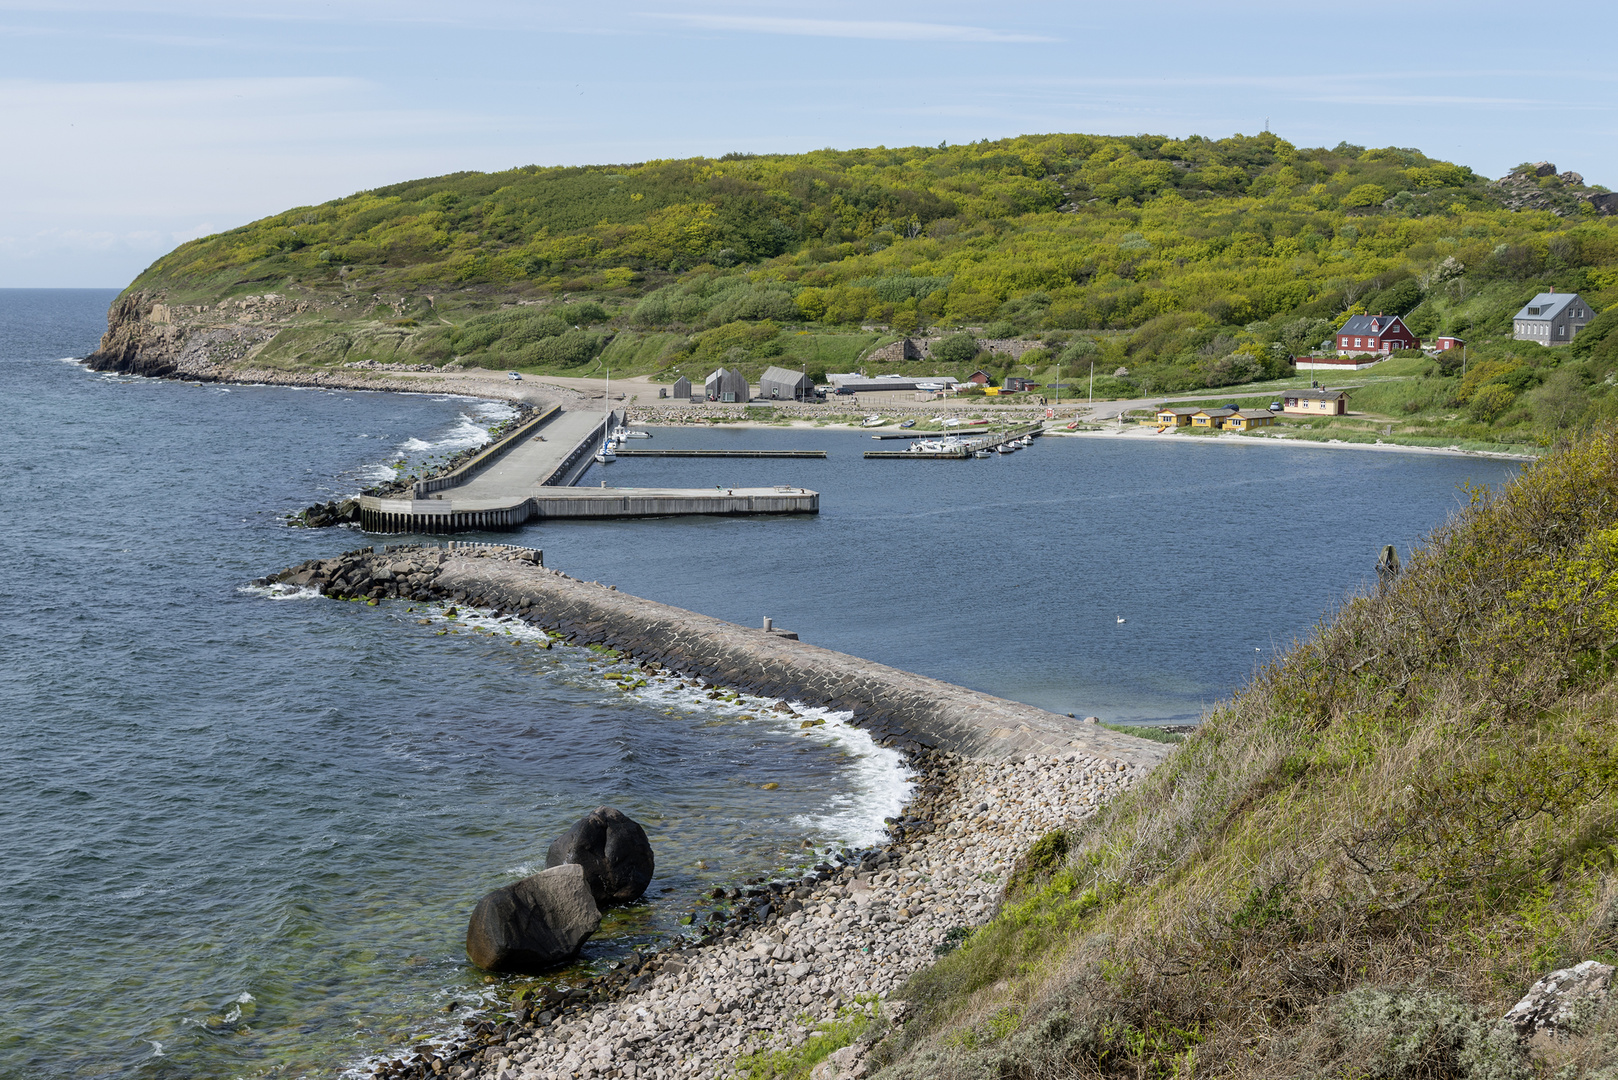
[1513,292,1594,345]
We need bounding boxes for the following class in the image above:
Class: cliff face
[85,291,184,377]
[84,291,313,379]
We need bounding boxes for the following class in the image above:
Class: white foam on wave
[415,602,913,851]
[239,583,322,601]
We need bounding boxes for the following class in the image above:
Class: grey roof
[1513,293,1581,320]
[759,365,814,386]
[1230,409,1274,419]
[1339,314,1412,336]
[1286,388,1348,400]
[1194,404,1239,414]
[1156,406,1202,415]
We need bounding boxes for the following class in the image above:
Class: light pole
[1089,360,1094,405]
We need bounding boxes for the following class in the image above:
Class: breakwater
[264,544,1166,766]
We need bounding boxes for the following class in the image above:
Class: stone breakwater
[266,544,1165,766]
[258,543,1168,1080]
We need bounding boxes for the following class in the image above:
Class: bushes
[882,428,1618,1079]
[444,309,607,368]
[931,333,981,364]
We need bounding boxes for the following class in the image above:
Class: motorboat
[899,419,917,428]
[611,425,652,440]
[862,414,885,427]
[997,443,1016,454]
[973,448,993,459]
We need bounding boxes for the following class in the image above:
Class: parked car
[507,371,523,381]
[1268,401,1282,412]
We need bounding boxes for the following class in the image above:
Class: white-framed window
[1354,338,1362,348]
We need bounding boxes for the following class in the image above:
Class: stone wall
[864,336,1047,366]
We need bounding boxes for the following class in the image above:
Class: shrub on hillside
[930,333,981,364]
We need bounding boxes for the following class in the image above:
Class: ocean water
[0,290,1521,1080]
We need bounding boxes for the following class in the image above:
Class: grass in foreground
[861,427,1618,1080]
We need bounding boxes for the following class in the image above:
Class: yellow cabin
[1225,410,1276,431]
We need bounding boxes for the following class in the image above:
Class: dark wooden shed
[671,376,693,400]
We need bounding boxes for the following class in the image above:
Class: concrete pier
[864,425,1043,459]
[359,407,819,533]
[359,486,818,532]
[612,449,827,458]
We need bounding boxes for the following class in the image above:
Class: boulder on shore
[546,806,655,905]
[465,862,601,973]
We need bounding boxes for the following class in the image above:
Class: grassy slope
[855,427,1618,1080]
[124,131,1618,448]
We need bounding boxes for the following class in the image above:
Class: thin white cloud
[649,13,1056,43]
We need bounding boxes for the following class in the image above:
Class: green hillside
[123,131,1618,447]
[860,428,1618,1079]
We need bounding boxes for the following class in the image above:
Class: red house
[1336,314,1420,355]
[965,369,992,385]
[1432,336,1465,352]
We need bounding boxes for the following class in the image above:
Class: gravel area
[443,749,1143,1080]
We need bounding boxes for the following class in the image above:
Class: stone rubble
[410,749,1143,1080]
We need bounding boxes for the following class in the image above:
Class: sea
[0,289,1522,1080]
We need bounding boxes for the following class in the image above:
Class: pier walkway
[358,407,818,533]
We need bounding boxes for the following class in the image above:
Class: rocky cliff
[84,290,313,379]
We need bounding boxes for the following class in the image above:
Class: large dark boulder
[545,806,655,905]
[465,863,601,973]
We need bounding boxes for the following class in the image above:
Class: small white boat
[862,414,885,427]
[595,445,617,463]
[973,448,993,459]
[997,443,1016,454]
[942,417,963,428]
[612,425,652,440]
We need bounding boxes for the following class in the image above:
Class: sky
[1,0,1614,288]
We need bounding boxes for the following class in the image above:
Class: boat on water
[973,448,993,458]
[997,443,1016,454]
[595,370,617,463]
[611,425,651,440]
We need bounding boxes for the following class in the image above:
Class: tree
[930,332,980,364]
[1342,184,1389,209]
[1469,384,1517,422]
[1529,368,1588,429]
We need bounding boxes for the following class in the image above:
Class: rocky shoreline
[257,544,1165,1080]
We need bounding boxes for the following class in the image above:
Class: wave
[417,601,913,852]
[238,583,322,601]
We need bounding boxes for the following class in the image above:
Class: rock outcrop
[545,807,655,905]
[1503,959,1614,1037]
[465,863,602,973]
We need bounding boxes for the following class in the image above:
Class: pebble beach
[432,747,1144,1080]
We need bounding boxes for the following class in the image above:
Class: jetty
[864,425,1043,460]
[357,407,818,533]
[611,449,826,458]
[266,543,1168,767]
